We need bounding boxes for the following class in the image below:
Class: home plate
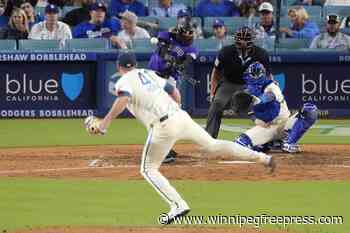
[218,161,256,164]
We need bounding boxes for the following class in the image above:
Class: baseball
[150,37,159,45]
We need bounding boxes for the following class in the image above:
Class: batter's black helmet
[174,16,195,46]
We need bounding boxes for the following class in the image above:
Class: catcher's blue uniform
[235,62,317,153]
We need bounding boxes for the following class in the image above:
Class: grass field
[0,119,349,147]
[0,119,349,233]
[0,178,349,233]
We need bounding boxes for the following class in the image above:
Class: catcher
[234,62,318,153]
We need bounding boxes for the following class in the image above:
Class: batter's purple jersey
[148,31,198,81]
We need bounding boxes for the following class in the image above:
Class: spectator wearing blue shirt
[280,6,320,39]
[150,0,188,17]
[195,0,240,17]
[0,0,9,28]
[108,0,147,17]
[73,1,126,48]
[19,0,44,29]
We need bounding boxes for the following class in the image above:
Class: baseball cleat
[163,149,177,164]
[265,156,276,173]
[166,208,191,225]
[282,143,300,153]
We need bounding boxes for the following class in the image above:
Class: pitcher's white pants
[140,110,270,209]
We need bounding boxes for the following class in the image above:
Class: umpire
[205,27,272,138]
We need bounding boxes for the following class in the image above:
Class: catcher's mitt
[84,116,106,135]
[232,90,254,113]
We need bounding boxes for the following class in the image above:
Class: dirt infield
[2,144,349,233]
[0,144,349,180]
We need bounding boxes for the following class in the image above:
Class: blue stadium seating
[62,6,80,17]
[0,40,17,51]
[132,38,157,52]
[18,40,61,51]
[277,38,312,49]
[324,5,350,18]
[193,38,221,51]
[65,38,110,51]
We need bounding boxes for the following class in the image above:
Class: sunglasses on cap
[327,14,340,24]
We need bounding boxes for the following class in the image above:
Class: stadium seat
[286,0,296,5]
[132,38,157,52]
[324,5,350,18]
[177,0,194,9]
[0,40,17,51]
[157,17,177,31]
[303,6,323,19]
[18,40,61,51]
[277,38,312,49]
[65,38,110,51]
[62,6,80,17]
[193,38,221,51]
[34,6,45,17]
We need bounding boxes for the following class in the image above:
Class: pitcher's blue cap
[118,51,137,68]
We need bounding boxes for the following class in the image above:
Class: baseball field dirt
[1,144,349,233]
[0,144,349,180]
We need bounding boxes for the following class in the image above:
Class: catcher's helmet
[174,16,195,46]
[233,26,255,49]
[243,62,267,85]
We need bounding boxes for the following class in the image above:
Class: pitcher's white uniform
[114,68,272,214]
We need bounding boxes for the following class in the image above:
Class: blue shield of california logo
[61,73,84,101]
[273,73,286,92]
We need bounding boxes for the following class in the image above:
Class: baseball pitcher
[234,62,318,153]
[84,52,276,224]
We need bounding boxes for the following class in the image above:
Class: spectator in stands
[108,0,147,17]
[0,0,9,28]
[19,0,44,29]
[73,1,126,48]
[0,8,28,41]
[211,18,228,47]
[117,10,150,48]
[252,1,275,49]
[324,0,350,5]
[149,0,188,17]
[195,0,240,17]
[177,9,203,39]
[239,0,259,17]
[62,0,95,27]
[255,2,275,37]
[29,4,72,46]
[310,14,350,49]
[280,6,320,39]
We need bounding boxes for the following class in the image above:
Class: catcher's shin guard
[284,103,317,148]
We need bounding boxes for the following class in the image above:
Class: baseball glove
[84,116,106,135]
[232,90,254,113]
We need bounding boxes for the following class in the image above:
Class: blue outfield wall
[0,51,349,118]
